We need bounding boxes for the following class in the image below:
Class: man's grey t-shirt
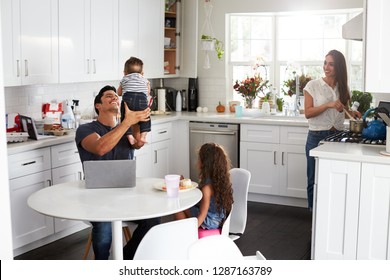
[75,120,134,162]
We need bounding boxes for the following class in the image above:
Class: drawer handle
[274,151,276,165]
[22,160,36,166]
[158,130,167,135]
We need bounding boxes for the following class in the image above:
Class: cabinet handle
[154,150,157,164]
[16,60,20,77]
[274,151,276,165]
[93,59,96,74]
[78,171,82,181]
[24,60,28,76]
[158,130,167,135]
[87,59,90,74]
[282,152,285,166]
[47,179,52,186]
[22,160,36,166]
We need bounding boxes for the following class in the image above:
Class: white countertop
[7,111,309,154]
[310,142,390,165]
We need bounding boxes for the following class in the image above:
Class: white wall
[196,0,364,110]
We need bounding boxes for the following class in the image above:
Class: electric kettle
[362,108,386,140]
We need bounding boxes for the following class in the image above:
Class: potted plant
[233,74,270,108]
[200,35,224,60]
[282,74,312,97]
[350,90,373,115]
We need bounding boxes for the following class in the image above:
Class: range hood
[342,13,363,41]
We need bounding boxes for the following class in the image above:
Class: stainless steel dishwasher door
[189,122,239,181]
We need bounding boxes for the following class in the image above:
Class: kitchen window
[228,9,363,104]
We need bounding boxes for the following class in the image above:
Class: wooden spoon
[343,108,356,120]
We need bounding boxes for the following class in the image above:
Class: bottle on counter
[72,99,81,129]
[61,100,75,129]
[176,91,182,112]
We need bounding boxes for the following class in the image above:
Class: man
[75,85,160,260]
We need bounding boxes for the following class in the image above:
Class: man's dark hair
[94,85,116,115]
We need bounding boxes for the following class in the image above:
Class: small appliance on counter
[188,77,198,112]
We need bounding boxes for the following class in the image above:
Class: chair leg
[83,231,93,260]
[83,227,132,260]
[123,227,132,242]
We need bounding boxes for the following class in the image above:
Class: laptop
[83,159,137,189]
[19,115,55,140]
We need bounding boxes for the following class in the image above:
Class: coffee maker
[188,78,198,111]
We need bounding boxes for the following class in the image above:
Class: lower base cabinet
[314,159,390,260]
[240,124,307,199]
[9,170,54,249]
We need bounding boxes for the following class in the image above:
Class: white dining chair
[229,168,251,240]
[133,217,198,260]
[197,204,233,238]
[188,235,244,260]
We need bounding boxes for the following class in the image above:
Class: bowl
[52,130,65,136]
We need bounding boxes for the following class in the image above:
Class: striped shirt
[120,73,149,95]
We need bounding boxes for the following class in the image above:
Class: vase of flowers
[282,74,312,97]
[233,74,270,108]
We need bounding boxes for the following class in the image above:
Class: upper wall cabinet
[59,0,119,83]
[138,0,164,79]
[365,0,390,93]
[1,0,59,86]
[118,0,164,79]
[163,0,198,79]
[118,0,139,78]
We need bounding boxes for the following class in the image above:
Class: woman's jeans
[305,130,339,210]
[91,218,160,260]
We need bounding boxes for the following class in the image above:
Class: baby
[118,57,151,145]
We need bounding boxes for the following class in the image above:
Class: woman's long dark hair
[326,50,350,105]
[198,143,233,218]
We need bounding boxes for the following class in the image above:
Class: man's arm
[81,105,150,156]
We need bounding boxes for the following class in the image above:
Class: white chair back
[188,235,244,260]
[220,204,233,236]
[133,217,198,260]
[229,168,251,240]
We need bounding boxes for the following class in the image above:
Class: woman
[304,49,360,210]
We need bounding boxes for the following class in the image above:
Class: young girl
[175,142,234,229]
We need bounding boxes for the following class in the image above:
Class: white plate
[153,181,198,192]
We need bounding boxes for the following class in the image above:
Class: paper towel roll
[157,89,166,112]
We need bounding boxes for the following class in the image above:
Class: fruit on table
[216,102,225,113]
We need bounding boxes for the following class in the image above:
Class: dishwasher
[189,121,239,181]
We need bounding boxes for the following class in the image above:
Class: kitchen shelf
[164,2,178,75]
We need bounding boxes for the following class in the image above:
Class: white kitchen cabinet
[163,0,198,78]
[1,0,58,86]
[118,0,139,78]
[59,0,119,83]
[313,159,361,260]
[313,158,390,260]
[365,0,390,93]
[240,124,307,198]
[51,142,84,233]
[8,147,54,249]
[151,140,170,178]
[358,163,390,260]
[139,0,164,79]
[9,171,54,249]
[134,122,172,178]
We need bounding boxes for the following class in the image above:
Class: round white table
[27,177,202,260]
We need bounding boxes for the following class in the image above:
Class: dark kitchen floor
[14,201,312,260]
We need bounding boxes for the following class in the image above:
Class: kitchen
[1,0,390,267]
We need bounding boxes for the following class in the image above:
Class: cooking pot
[349,119,363,133]
[362,108,386,140]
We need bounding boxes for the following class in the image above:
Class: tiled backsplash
[4,77,229,121]
[4,81,120,121]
